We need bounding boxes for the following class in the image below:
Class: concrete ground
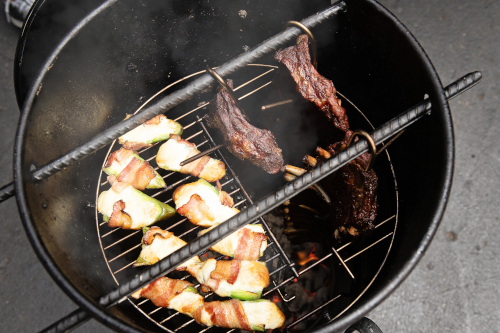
[0,0,498,332]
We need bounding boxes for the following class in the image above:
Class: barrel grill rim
[13,0,454,332]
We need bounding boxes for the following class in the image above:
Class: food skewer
[261,99,294,111]
[118,114,183,150]
[103,148,166,190]
[178,144,224,166]
[156,135,226,182]
[206,76,284,174]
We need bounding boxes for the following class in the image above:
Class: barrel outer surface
[15,0,452,332]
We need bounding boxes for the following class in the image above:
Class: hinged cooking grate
[95,64,399,332]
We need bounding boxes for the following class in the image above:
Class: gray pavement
[0,0,498,332]
[369,1,500,332]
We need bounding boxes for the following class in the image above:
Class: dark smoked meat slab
[323,131,378,242]
[275,34,349,132]
[206,80,284,174]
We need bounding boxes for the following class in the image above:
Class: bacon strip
[108,200,132,229]
[275,34,349,132]
[117,157,155,190]
[181,155,210,177]
[106,148,157,190]
[138,277,193,308]
[105,149,132,169]
[122,141,152,150]
[210,260,241,285]
[219,191,234,207]
[176,194,214,226]
[145,114,163,125]
[234,228,268,261]
[202,299,252,331]
[142,226,174,245]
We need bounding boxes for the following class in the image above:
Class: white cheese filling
[211,261,267,296]
[156,139,194,171]
[169,290,204,316]
[98,185,157,229]
[242,301,284,329]
[109,151,135,174]
[140,235,185,264]
[120,117,179,144]
[227,225,268,256]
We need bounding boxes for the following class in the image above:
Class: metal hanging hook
[205,65,247,117]
[285,21,317,68]
[346,130,377,171]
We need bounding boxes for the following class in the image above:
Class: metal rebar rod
[30,2,347,182]
[38,71,482,333]
[0,182,15,203]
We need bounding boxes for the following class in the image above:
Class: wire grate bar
[101,227,120,238]
[109,244,141,263]
[104,230,140,250]
[335,215,395,252]
[174,103,209,122]
[113,261,135,275]
[332,246,354,279]
[268,264,290,277]
[238,81,273,100]
[344,232,393,263]
[286,295,342,330]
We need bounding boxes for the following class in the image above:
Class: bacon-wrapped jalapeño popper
[172,179,240,227]
[135,227,269,300]
[97,176,175,229]
[119,114,183,150]
[103,148,166,190]
[131,277,285,331]
[156,134,226,182]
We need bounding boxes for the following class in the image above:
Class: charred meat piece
[282,132,378,244]
[276,35,377,243]
[323,132,378,242]
[275,34,349,132]
[206,80,284,174]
